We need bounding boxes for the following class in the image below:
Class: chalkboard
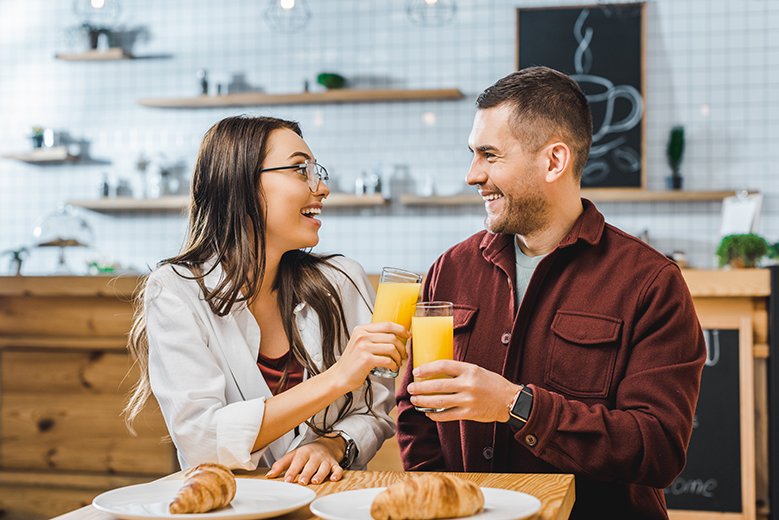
[665,329,742,512]
[517,3,644,188]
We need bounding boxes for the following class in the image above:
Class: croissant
[370,473,484,520]
[169,463,237,514]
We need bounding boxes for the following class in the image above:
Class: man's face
[466,104,550,236]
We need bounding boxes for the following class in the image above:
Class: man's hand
[407,360,521,423]
[265,436,345,485]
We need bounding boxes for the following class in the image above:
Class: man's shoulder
[437,230,492,262]
[601,222,678,275]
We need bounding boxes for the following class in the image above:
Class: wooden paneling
[0,297,133,337]
[0,470,149,520]
[1,352,171,474]
[0,276,139,298]
[3,351,136,394]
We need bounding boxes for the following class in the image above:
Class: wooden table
[53,469,575,520]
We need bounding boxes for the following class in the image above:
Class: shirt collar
[200,256,307,315]
[480,198,605,263]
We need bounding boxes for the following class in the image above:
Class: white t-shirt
[514,236,546,308]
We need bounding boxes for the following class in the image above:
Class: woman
[124,116,407,485]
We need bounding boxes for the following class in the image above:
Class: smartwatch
[507,385,534,430]
[336,430,358,469]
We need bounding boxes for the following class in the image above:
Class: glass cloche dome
[32,205,93,273]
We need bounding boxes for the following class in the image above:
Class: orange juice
[372,282,421,329]
[411,315,454,374]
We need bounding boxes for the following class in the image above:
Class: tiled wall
[1,0,777,275]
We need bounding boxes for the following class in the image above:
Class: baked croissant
[370,473,484,520]
[169,463,237,514]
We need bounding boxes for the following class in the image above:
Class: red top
[258,350,304,395]
[397,199,706,519]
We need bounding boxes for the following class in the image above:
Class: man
[396,66,706,519]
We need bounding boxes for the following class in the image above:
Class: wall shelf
[1,147,79,164]
[400,190,756,206]
[68,193,387,212]
[137,88,465,108]
[54,48,131,61]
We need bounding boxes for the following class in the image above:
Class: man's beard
[485,191,549,236]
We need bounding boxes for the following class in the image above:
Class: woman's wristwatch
[507,384,534,429]
[336,430,358,469]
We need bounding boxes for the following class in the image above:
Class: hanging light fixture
[72,0,121,28]
[264,0,311,33]
[407,0,457,27]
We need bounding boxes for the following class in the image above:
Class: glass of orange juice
[370,267,422,378]
[411,301,454,412]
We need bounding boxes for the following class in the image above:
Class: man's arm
[395,258,445,471]
[411,264,706,487]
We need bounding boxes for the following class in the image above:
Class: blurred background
[1,0,777,276]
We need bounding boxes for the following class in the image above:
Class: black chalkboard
[664,329,742,512]
[517,4,644,188]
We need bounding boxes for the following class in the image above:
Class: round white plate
[309,487,541,520]
[92,478,316,520]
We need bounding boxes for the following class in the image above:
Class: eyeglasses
[259,160,329,193]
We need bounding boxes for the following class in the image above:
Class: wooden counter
[53,469,575,520]
[0,270,772,519]
[0,275,176,520]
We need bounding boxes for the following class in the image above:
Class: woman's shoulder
[318,255,369,286]
[145,263,204,299]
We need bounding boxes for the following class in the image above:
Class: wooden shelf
[68,193,387,212]
[1,147,78,164]
[138,88,465,108]
[54,48,131,61]
[400,190,756,206]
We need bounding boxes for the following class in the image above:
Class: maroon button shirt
[397,200,706,520]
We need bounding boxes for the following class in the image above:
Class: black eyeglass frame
[259,160,329,193]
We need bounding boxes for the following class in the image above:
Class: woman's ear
[544,142,571,183]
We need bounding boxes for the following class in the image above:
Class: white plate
[309,487,541,520]
[92,478,316,520]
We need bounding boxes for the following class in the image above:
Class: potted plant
[80,22,108,50]
[666,126,685,190]
[31,126,44,148]
[768,241,779,264]
[715,233,769,268]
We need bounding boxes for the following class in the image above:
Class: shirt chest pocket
[453,304,478,362]
[545,310,623,398]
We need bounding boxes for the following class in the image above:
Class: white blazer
[145,255,395,470]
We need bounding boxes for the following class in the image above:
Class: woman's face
[260,128,330,256]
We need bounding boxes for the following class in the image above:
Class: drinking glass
[370,267,422,378]
[411,301,454,413]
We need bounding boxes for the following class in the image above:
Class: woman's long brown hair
[124,115,374,436]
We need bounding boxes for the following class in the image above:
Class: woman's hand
[265,436,346,485]
[332,322,410,391]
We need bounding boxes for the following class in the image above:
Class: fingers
[412,359,467,379]
[266,452,293,478]
[410,392,457,412]
[330,464,344,481]
[362,321,411,339]
[311,460,335,485]
[407,376,459,396]
[296,457,323,485]
[283,453,308,483]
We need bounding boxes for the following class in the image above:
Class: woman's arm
[252,321,407,452]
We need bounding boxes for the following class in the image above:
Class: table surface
[53,469,575,520]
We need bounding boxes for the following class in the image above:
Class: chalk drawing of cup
[572,73,643,146]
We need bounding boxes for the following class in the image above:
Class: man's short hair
[476,66,593,181]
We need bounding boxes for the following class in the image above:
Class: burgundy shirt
[396,200,706,519]
[257,351,304,395]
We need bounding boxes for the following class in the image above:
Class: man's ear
[544,142,571,183]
